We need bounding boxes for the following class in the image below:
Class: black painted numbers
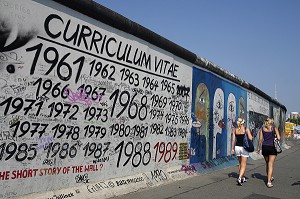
[0,13,191,172]
[26,43,85,83]
[115,141,151,168]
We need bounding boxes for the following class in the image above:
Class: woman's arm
[231,129,236,154]
[246,128,253,140]
[275,127,281,140]
[257,129,263,153]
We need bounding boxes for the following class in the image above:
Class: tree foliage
[286,117,300,125]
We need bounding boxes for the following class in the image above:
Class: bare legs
[238,156,248,179]
[264,155,276,186]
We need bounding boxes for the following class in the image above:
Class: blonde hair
[237,118,245,129]
[264,118,274,128]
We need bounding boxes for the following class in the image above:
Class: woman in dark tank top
[231,118,253,186]
[257,118,281,188]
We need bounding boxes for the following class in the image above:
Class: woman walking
[257,118,281,188]
[231,118,253,186]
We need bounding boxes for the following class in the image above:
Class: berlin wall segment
[0,0,191,198]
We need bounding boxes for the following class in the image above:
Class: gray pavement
[109,140,300,199]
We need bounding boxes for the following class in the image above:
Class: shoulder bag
[273,130,282,153]
[243,133,254,152]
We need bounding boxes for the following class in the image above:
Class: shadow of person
[228,172,239,178]
[292,181,300,186]
[251,173,267,183]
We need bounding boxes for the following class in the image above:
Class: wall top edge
[52,0,286,112]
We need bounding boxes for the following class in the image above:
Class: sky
[95,0,300,115]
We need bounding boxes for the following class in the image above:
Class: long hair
[237,118,245,129]
[264,118,274,128]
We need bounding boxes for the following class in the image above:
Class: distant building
[289,112,300,119]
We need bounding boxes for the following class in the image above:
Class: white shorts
[235,146,249,157]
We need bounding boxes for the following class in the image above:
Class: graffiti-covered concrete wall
[191,67,247,163]
[0,0,192,198]
[0,0,287,198]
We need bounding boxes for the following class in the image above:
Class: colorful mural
[226,93,236,155]
[193,83,210,161]
[191,67,247,164]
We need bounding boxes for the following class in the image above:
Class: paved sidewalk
[110,140,300,199]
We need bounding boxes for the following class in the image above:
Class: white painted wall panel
[247,91,269,116]
[0,0,192,197]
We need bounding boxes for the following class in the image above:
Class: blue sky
[95,0,300,116]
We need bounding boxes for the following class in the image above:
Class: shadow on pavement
[251,172,267,183]
[291,181,300,186]
[228,172,239,178]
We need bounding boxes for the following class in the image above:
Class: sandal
[271,177,274,182]
[267,182,273,188]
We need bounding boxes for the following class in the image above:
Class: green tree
[288,118,300,125]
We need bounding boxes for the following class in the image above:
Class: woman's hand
[231,149,235,154]
[257,149,261,154]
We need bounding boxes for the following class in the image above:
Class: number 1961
[26,43,84,83]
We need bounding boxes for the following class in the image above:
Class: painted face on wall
[227,93,236,155]
[213,88,224,159]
